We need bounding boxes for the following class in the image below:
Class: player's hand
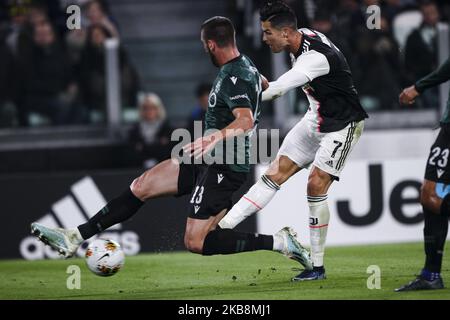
[261,74,269,91]
[183,132,222,159]
[399,85,419,105]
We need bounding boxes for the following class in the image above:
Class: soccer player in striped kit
[219,1,368,281]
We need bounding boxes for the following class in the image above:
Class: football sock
[78,188,144,240]
[272,231,285,252]
[423,208,448,273]
[313,266,325,272]
[218,175,280,229]
[308,195,330,267]
[420,269,441,281]
[70,228,84,244]
[202,229,273,255]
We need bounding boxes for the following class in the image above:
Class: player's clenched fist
[399,85,419,105]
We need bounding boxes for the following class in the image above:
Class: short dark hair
[260,1,297,30]
[201,16,235,47]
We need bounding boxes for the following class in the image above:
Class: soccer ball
[85,239,125,276]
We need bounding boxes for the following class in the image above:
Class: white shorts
[278,115,364,180]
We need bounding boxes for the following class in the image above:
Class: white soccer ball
[85,239,125,276]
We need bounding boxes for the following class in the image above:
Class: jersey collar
[223,54,242,66]
[293,32,305,59]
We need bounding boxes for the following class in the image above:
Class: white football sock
[219,175,280,229]
[307,195,330,268]
[70,228,84,244]
[272,232,284,252]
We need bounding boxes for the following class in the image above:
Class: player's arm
[400,57,450,105]
[220,107,254,133]
[210,107,254,147]
[262,69,310,101]
[183,108,253,159]
[262,50,330,101]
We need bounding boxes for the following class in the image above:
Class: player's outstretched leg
[218,174,280,229]
[200,225,312,270]
[30,159,180,257]
[219,155,299,229]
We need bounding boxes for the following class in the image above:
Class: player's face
[201,30,219,67]
[261,21,287,53]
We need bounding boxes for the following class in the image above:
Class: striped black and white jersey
[263,28,368,133]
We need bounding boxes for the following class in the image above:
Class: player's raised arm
[262,68,310,101]
[262,50,330,102]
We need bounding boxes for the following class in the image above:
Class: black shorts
[177,164,248,219]
[424,124,450,183]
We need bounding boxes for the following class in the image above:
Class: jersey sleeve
[415,57,450,93]
[262,70,310,101]
[293,50,330,81]
[261,50,330,101]
[221,75,254,110]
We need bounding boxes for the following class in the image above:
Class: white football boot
[31,222,83,258]
[275,226,313,271]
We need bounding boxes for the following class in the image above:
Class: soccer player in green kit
[30,17,312,273]
[396,57,450,291]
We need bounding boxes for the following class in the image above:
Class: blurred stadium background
[0,0,450,299]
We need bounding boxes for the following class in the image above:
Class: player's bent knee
[130,176,150,201]
[184,236,204,254]
[307,175,327,196]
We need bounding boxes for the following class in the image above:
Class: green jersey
[415,57,450,124]
[205,55,262,172]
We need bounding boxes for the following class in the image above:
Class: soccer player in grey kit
[30,16,312,276]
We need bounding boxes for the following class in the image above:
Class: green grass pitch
[1,242,449,300]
